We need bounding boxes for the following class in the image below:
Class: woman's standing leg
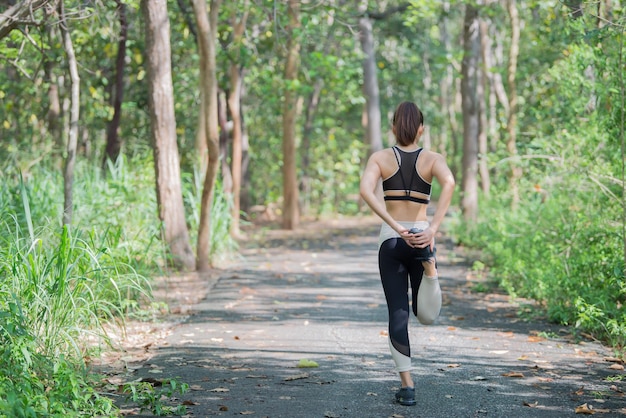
[379,239,416,404]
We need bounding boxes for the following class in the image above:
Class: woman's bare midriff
[386,200,429,223]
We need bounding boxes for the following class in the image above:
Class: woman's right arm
[360,152,405,234]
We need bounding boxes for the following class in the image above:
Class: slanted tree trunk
[141,0,194,270]
[103,0,127,168]
[506,0,522,208]
[461,3,480,222]
[193,0,221,271]
[59,0,79,226]
[282,0,301,230]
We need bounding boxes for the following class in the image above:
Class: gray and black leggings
[378,222,442,372]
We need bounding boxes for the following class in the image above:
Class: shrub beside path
[107,216,625,417]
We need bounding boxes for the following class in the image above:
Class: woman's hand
[403,228,435,249]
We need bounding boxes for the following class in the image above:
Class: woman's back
[376,145,440,223]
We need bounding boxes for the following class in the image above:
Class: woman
[359,101,455,406]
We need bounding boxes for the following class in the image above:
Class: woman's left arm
[428,154,456,234]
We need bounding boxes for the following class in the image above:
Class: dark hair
[392,101,424,146]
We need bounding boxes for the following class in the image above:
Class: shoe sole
[397,399,416,406]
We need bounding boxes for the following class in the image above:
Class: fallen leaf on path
[609,364,625,371]
[447,363,461,368]
[189,385,203,390]
[447,326,457,331]
[324,412,339,418]
[528,336,545,343]
[609,385,623,393]
[604,357,624,364]
[537,377,554,382]
[450,316,465,320]
[502,372,525,378]
[523,401,538,407]
[239,411,254,415]
[380,330,389,336]
[219,405,229,411]
[575,403,595,414]
[366,392,378,396]
[391,414,405,418]
[209,387,230,392]
[284,373,309,381]
[297,359,319,368]
[498,332,514,338]
[574,386,585,396]
[445,394,453,398]
[470,376,487,381]
[367,303,379,308]
[489,350,509,355]
[518,355,529,361]
[182,400,199,406]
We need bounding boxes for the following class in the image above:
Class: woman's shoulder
[420,148,445,161]
[371,147,395,160]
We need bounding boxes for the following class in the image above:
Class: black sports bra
[382,146,432,204]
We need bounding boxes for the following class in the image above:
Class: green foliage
[453,9,626,352]
[0,192,130,415]
[122,379,189,416]
[0,343,117,417]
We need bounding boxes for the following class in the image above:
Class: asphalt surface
[120,218,625,417]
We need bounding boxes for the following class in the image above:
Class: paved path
[123,218,625,417]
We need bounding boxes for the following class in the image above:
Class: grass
[0,155,236,416]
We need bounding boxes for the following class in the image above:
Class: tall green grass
[0,155,237,415]
[0,186,134,415]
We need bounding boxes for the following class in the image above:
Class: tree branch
[0,0,57,39]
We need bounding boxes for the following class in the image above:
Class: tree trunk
[301,78,323,214]
[141,0,195,270]
[506,0,522,208]
[358,6,383,154]
[59,0,79,226]
[478,19,490,196]
[282,0,300,230]
[193,0,221,271]
[44,56,61,145]
[218,90,232,194]
[461,3,480,222]
[227,5,248,238]
[103,0,127,168]
[439,1,460,174]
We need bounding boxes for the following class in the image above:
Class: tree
[282,0,301,230]
[103,0,128,168]
[460,2,480,222]
[59,0,79,226]
[226,1,249,237]
[194,0,221,271]
[505,0,521,208]
[141,0,195,270]
[358,1,383,155]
